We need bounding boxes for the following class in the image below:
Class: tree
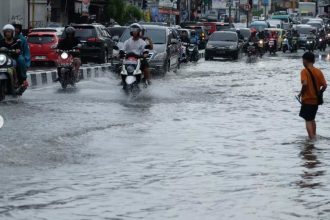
[123,5,142,24]
[106,0,142,25]
[106,0,126,24]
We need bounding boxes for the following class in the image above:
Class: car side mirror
[113,45,119,50]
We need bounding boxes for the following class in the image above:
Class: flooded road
[1,53,330,220]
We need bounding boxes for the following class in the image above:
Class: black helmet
[11,19,22,32]
[130,23,142,36]
[65,26,76,36]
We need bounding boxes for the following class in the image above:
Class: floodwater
[1,53,330,220]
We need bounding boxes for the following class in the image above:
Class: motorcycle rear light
[87,38,102,43]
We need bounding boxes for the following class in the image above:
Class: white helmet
[3,24,15,37]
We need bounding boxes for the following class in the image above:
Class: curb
[27,64,112,87]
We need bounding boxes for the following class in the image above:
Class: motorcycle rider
[188,30,200,61]
[12,20,30,89]
[244,29,259,54]
[0,24,23,94]
[122,23,150,86]
[57,26,81,82]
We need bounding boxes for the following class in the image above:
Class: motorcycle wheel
[0,80,6,101]
[61,81,68,89]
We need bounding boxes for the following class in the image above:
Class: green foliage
[106,0,142,25]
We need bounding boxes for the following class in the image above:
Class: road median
[27,64,112,87]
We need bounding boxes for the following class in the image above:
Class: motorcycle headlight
[328,33,330,37]
[61,52,69,60]
[0,54,7,66]
[319,39,322,42]
[259,40,263,44]
[206,44,215,49]
[126,64,136,73]
[152,52,166,61]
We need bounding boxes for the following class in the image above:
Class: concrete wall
[0,0,48,29]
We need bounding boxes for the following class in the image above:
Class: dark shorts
[140,59,149,71]
[299,104,318,121]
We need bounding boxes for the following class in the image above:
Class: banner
[159,0,177,9]
[82,0,90,16]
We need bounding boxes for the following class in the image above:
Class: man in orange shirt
[298,52,327,140]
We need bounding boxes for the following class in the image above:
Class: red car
[28,31,59,65]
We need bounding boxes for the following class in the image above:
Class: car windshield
[209,32,237,42]
[250,23,268,31]
[240,29,251,38]
[297,27,313,34]
[73,27,97,40]
[120,28,166,44]
[307,23,322,29]
[28,35,55,44]
[108,28,126,38]
[216,25,230,31]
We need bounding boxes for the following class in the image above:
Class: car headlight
[6,58,12,66]
[152,52,166,61]
[0,54,7,66]
[229,45,236,49]
[61,52,69,59]
[206,44,215,49]
[319,39,322,42]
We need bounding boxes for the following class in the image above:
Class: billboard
[82,0,90,16]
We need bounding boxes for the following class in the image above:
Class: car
[115,25,180,75]
[203,22,234,35]
[29,27,64,37]
[28,31,59,66]
[106,26,127,42]
[295,24,316,48]
[267,19,283,28]
[185,25,209,49]
[237,28,251,42]
[215,22,235,31]
[205,31,240,60]
[64,24,114,63]
[306,21,324,32]
[249,21,270,31]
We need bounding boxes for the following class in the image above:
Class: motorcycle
[120,53,143,96]
[246,42,257,62]
[56,48,80,89]
[0,47,26,101]
[268,38,277,55]
[257,39,265,57]
[306,38,315,52]
[282,37,290,53]
[291,36,298,52]
[317,37,326,51]
[183,42,199,62]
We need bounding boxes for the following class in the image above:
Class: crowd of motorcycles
[244,29,328,61]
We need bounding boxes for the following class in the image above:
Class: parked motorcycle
[56,49,80,89]
[0,47,25,101]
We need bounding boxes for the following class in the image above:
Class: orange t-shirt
[301,67,327,105]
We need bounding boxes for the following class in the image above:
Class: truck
[299,2,316,17]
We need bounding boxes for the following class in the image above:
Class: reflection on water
[298,143,324,188]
